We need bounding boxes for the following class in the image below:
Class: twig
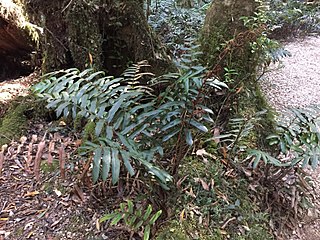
[61,0,74,13]
[221,217,236,229]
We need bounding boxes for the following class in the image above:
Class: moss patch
[67,0,103,70]
[0,102,28,146]
[83,120,97,143]
[156,156,273,240]
[41,160,59,174]
[0,96,52,146]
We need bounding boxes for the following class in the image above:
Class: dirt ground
[260,36,320,240]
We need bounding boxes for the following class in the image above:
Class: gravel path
[260,37,320,112]
[260,37,320,240]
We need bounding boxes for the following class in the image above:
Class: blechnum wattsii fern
[32,61,227,188]
[264,106,320,169]
[216,106,320,171]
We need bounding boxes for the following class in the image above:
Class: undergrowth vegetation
[24,0,320,239]
[32,58,229,188]
[268,0,320,38]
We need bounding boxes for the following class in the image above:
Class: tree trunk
[0,1,35,80]
[23,0,175,76]
[201,0,256,75]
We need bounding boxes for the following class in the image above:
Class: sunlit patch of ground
[0,72,39,103]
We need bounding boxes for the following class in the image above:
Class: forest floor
[0,37,320,239]
[260,36,320,240]
[0,75,116,239]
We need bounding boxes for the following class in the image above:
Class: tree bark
[23,0,175,75]
[201,0,256,73]
[0,1,35,80]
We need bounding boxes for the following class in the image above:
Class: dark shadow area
[0,54,35,82]
[0,16,35,81]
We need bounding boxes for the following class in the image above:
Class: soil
[260,36,320,240]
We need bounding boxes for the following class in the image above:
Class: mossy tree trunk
[201,0,256,76]
[201,0,275,141]
[23,0,175,75]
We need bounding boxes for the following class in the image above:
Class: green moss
[156,156,273,239]
[83,120,97,142]
[67,0,103,70]
[0,103,28,146]
[41,160,59,173]
[236,81,276,149]
[0,95,53,146]
[157,219,220,240]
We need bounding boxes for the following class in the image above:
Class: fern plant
[32,60,225,187]
[263,106,320,169]
[210,107,320,218]
[207,110,267,162]
[214,106,320,170]
[100,200,162,240]
[240,0,291,68]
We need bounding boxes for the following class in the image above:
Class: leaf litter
[0,120,115,239]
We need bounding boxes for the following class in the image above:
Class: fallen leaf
[186,187,196,198]
[220,229,227,235]
[196,149,217,160]
[59,201,70,207]
[199,178,209,191]
[96,219,100,231]
[53,189,62,197]
[89,52,93,65]
[51,219,61,228]
[26,232,34,239]
[180,209,186,222]
[211,179,215,189]
[59,121,66,126]
[24,191,40,197]
[176,175,188,189]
